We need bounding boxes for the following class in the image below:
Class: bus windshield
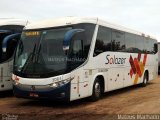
[14,23,95,78]
[0,25,24,63]
[0,32,12,62]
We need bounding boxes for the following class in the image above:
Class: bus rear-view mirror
[63,29,85,51]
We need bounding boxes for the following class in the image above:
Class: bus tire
[89,78,102,102]
[141,72,148,87]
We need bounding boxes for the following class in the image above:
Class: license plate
[29,93,39,98]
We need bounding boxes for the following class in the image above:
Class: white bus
[0,19,28,91]
[12,17,158,101]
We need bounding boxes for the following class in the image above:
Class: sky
[0,0,160,41]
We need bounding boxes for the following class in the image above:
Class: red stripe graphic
[129,54,147,84]
[130,69,133,78]
[138,53,141,61]
[143,54,147,66]
[129,55,136,74]
[134,58,142,77]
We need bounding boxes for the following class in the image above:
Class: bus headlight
[12,75,20,86]
[49,79,71,88]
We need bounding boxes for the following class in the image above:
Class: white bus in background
[0,19,28,91]
[12,17,158,101]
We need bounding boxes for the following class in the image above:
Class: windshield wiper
[36,44,41,62]
[21,44,37,73]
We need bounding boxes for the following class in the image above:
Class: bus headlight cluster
[12,75,20,86]
[49,79,71,88]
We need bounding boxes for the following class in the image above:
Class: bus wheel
[141,72,148,87]
[90,78,102,102]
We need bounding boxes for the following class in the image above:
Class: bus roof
[25,17,156,40]
[0,18,28,26]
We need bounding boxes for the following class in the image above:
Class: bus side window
[112,30,125,51]
[124,33,136,52]
[94,26,112,56]
[154,43,158,54]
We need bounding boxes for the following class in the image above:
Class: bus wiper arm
[21,44,37,73]
[36,44,41,62]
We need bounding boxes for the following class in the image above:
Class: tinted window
[144,38,157,54]
[0,33,10,62]
[0,33,22,63]
[5,36,20,60]
[124,33,136,52]
[94,26,157,55]
[14,24,96,78]
[112,30,125,51]
[0,25,24,63]
[135,36,145,53]
[150,39,156,53]
[72,40,83,56]
[69,33,84,60]
[144,38,151,53]
[124,33,156,54]
[74,24,95,59]
[94,26,112,56]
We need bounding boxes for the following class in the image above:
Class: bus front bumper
[13,83,70,101]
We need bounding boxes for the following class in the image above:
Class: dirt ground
[0,76,160,120]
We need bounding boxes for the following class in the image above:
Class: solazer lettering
[105,55,126,64]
